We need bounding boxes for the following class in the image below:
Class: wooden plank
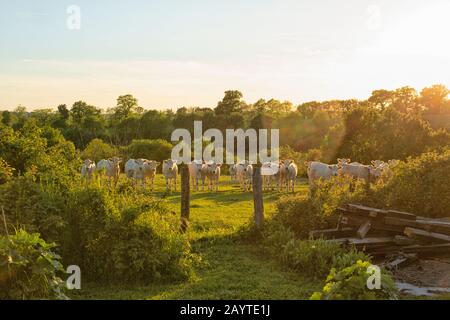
[387,210,417,221]
[404,227,450,243]
[385,217,450,235]
[394,235,416,246]
[341,214,405,233]
[357,220,372,239]
[370,243,450,255]
[309,228,355,239]
[332,237,394,247]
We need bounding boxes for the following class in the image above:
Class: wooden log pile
[309,204,450,258]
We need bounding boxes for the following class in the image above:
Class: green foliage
[0,229,67,300]
[125,139,173,164]
[273,176,366,238]
[0,176,66,242]
[82,138,118,162]
[0,158,15,184]
[310,260,398,300]
[62,185,195,283]
[368,149,450,217]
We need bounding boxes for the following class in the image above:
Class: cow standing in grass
[236,161,253,191]
[162,159,178,192]
[96,157,122,188]
[205,161,222,191]
[229,164,237,182]
[305,161,339,188]
[283,160,298,192]
[188,160,206,191]
[81,159,96,181]
[262,162,280,191]
[125,159,160,190]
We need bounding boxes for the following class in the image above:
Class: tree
[82,138,117,162]
[420,84,449,114]
[215,90,245,115]
[114,94,139,120]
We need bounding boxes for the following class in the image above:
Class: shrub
[273,176,366,238]
[368,149,450,218]
[125,139,173,165]
[0,229,67,300]
[310,260,398,300]
[81,138,118,162]
[62,185,195,283]
[0,176,66,242]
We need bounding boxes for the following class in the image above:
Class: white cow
[125,159,160,190]
[96,157,122,187]
[188,160,206,191]
[162,159,178,191]
[261,162,280,191]
[236,161,253,191]
[283,160,298,192]
[306,161,339,187]
[81,159,96,181]
[370,159,400,182]
[339,162,371,183]
[229,164,237,182]
[204,161,222,191]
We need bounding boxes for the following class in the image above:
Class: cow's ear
[217,164,222,167]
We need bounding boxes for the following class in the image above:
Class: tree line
[1,84,449,167]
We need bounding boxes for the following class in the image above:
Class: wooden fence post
[180,165,190,233]
[252,165,264,228]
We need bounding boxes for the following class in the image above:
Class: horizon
[1,0,449,110]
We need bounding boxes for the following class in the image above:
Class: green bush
[368,149,450,218]
[125,139,173,165]
[273,176,366,238]
[0,176,66,242]
[310,260,398,300]
[82,138,118,162]
[0,229,67,300]
[62,185,195,283]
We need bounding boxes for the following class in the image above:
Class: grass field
[70,174,321,300]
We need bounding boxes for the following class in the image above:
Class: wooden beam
[404,227,450,243]
[252,166,264,228]
[309,228,355,239]
[180,165,190,233]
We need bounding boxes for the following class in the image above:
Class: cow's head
[329,164,339,176]
[207,162,221,174]
[164,159,177,170]
[145,160,160,171]
[84,159,94,166]
[337,158,351,166]
[371,160,385,168]
[284,160,294,171]
[109,157,122,166]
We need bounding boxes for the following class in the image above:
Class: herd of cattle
[80,157,399,192]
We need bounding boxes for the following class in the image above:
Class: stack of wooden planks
[310,204,450,257]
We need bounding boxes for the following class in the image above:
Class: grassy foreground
[70,175,321,300]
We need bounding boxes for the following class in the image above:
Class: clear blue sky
[1,0,449,110]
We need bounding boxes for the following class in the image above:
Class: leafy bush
[264,220,369,279]
[273,176,366,238]
[62,185,195,283]
[0,229,67,300]
[82,138,118,162]
[310,260,398,300]
[0,176,66,242]
[367,149,450,218]
[125,139,173,165]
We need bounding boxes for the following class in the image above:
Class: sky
[0,0,449,110]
